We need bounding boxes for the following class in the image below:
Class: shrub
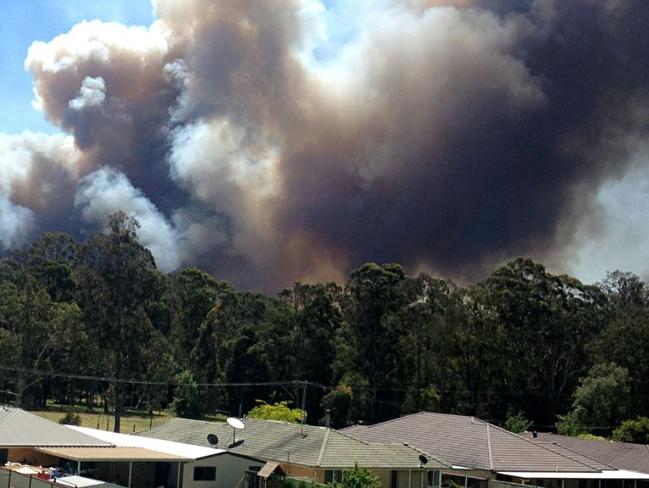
[505,409,533,434]
[246,400,305,423]
[613,417,649,444]
[59,412,81,426]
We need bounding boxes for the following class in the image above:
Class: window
[194,466,216,481]
[391,470,399,488]
[427,470,441,488]
[325,471,342,484]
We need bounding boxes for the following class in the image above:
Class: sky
[1,0,649,290]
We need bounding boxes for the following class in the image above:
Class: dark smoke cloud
[1,0,648,289]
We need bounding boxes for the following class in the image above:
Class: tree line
[1,212,648,440]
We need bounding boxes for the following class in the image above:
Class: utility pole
[300,380,307,436]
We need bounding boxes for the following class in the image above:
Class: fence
[489,480,542,488]
[0,468,75,488]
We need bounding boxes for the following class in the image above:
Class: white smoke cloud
[69,76,107,110]
[74,167,183,271]
[0,195,34,250]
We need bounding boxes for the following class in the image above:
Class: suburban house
[0,407,259,488]
[0,407,112,465]
[523,432,649,477]
[342,412,649,488]
[138,417,449,488]
[65,426,263,488]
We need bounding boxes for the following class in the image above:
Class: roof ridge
[359,411,493,430]
[486,423,494,470]
[316,428,330,467]
[397,442,452,468]
[333,427,374,446]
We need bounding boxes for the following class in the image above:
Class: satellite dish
[207,434,219,446]
[419,455,429,466]
[227,417,245,445]
[227,417,245,430]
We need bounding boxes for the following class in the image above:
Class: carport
[35,446,190,488]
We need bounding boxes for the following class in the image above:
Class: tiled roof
[341,412,605,473]
[0,407,111,447]
[523,432,649,475]
[137,417,448,469]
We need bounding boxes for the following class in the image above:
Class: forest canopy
[1,212,648,436]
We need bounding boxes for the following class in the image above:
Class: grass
[31,408,173,433]
[31,402,228,433]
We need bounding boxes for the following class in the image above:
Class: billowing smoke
[1,0,648,289]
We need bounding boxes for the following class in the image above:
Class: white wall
[182,454,263,488]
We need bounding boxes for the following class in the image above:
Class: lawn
[32,409,172,433]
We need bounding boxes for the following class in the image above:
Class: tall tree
[76,212,165,431]
[338,263,406,422]
[0,277,85,407]
[480,258,609,423]
[594,271,649,417]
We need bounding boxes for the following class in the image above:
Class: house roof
[137,417,448,470]
[522,432,649,475]
[0,407,111,447]
[341,412,607,473]
[66,426,224,460]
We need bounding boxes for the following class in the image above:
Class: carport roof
[36,447,191,462]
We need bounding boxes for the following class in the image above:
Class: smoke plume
[1,0,648,289]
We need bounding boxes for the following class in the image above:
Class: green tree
[25,233,79,302]
[396,274,451,414]
[246,400,305,422]
[481,258,609,423]
[168,268,220,369]
[613,417,649,444]
[330,466,381,488]
[321,385,353,428]
[338,263,407,422]
[172,370,203,419]
[0,277,85,408]
[504,409,533,433]
[76,212,167,431]
[593,271,649,418]
[558,363,630,436]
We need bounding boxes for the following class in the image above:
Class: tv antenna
[227,417,245,445]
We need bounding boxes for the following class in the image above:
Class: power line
[0,365,326,389]
[0,365,570,397]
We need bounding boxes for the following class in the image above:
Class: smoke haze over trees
[2,221,649,435]
[1,0,649,290]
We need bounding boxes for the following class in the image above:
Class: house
[523,432,649,477]
[138,417,449,488]
[341,412,649,488]
[0,406,111,466]
[0,407,259,488]
[63,426,261,488]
